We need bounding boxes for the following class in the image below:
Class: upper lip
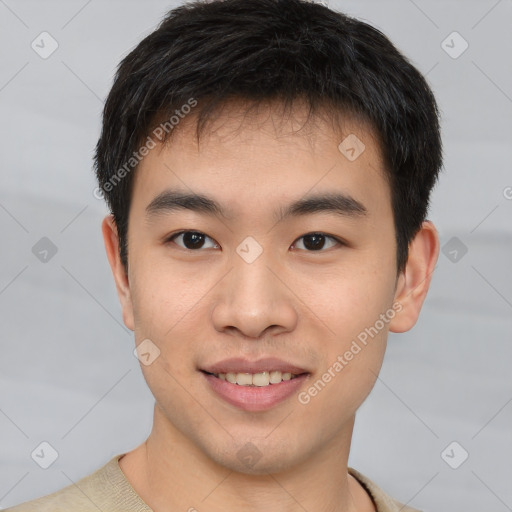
[200,357,310,375]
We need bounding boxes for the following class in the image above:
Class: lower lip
[202,372,309,412]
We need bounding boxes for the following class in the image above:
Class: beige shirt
[4,453,421,512]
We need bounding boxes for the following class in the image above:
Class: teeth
[252,372,270,387]
[269,370,282,384]
[236,373,253,386]
[213,370,300,386]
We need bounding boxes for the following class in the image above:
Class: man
[6,0,441,510]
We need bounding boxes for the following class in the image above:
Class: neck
[119,404,374,512]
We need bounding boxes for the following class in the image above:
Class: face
[109,102,405,474]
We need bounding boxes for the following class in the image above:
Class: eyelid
[166,230,219,249]
[300,231,348,248]
[291,232,344,251]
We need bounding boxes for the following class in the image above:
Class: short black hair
[94,0,442,275]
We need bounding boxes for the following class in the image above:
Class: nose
[210,248,298,340]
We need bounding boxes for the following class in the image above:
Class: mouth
[201,369,306,387]
[200,363,310,412]
[199,357,311,411]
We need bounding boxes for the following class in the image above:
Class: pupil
[184,232,204,249]
[304,233,325,250]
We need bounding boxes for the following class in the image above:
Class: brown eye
[293,233,340,251]
[168,231,218,250]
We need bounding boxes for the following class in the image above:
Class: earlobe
[101,215,135,331]
[389,221,440,333]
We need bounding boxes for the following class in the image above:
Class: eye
[167,231,219,250]
[165,231,343,252]
[292,232,342,251]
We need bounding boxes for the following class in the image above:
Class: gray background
[1,0,511,510]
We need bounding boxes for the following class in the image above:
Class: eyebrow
[145,189,368,223]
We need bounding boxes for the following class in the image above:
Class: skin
[102,100,439,512]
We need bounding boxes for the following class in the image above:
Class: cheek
[297,268,393,403]
[130,260,203,335]
[297,322,388,430]
[305,264,396,338]
[129,271,204,394]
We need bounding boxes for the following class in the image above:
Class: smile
[206,370,301,387]
[201,370,309,412]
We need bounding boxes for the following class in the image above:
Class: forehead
[131,100,391,224]
[159,99,384,162]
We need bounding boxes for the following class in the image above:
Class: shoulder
[4,483,94,512]
[348,467,423,512]
[4,454,134,512]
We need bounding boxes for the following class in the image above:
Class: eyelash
[165,231,345,252]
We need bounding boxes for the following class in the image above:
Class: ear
[389,221,439,333]
[101,214,135,331]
